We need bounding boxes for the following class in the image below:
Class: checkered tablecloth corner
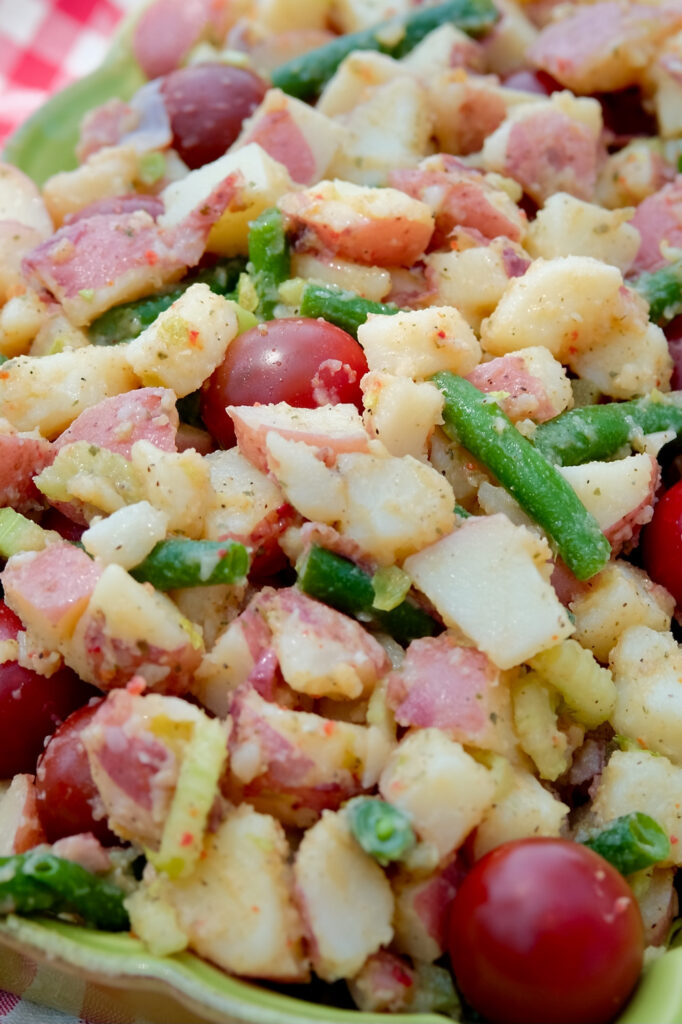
[0,0,139,145]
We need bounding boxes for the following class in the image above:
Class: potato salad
[0,1,682,1022]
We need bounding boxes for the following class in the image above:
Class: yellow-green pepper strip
[271,0,499,100]
[433,373,611,581]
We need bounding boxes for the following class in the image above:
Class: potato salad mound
[0,1,681,1022]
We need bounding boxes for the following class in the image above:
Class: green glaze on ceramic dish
[2,19,144,185]
[0,915,681,1024]
[0,915,445,1024]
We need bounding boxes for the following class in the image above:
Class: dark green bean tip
[0,852,130,932]
[299,282,399,338]
[296,544,440,644]
[433,372,611,581]
[347,797,415,866]
[130,538,249,590]
[632,259,682,326]
[247,207,291,320]
[533,394,682,467]
[582,811,671,877]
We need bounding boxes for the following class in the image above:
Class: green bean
[299,283,399,338]
[0,852,129,931]
[532,394,682,466]
[247,208,290,320]
[347,797,415,866]
[88,258,245,345]
[271,0,499,100]
[296,544,440,645]
[632,259,682,326]
[433,373,611,580]
[582,812,671,877]
[130,539,249,590]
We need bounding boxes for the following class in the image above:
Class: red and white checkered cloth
[0,0,139,145]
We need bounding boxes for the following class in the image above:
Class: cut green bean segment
[248,208,290,321]
[433,373,611,581]
[632,259,682,326]
[297,544,439,645]
[130,539,249,590]
[88,258,246,345]
[347,797,415,866]
[582,812,671,877]
[271,0,498,99]
[532,394,682,467]
[0,852,129,931]
[299,283,399,338]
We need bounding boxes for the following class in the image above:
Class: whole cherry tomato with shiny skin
[448,837,644,1024]
[200,317,368,448]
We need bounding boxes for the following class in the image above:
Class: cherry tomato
[0,659,97,778]
[448,837,644,1024]
[161,63,267,169]
[0,600,22,641]
[35,701,117,846]
[641,479,682,605]
[200,318,369,448]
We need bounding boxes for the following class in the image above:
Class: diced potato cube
[230,401,369,474]
[609,627,682,765]
[294,809,394,982]
[357,307,481,380]
[379,729,497,857]
[425,242,525,333]
[326,76,433,187]
[404,515,573,670]
[362,373,444,459]
[0,346,137,438]
[130,441,213,538]
[291,251,391,302]
[569,321,672,400]
[159,143,295,257]
[337,449,456,565]
[472,769,568,860]
[590,750,682,866]
[526,192,640,273]
[204,447,284,540]
[0,163,52,237]
[150,804,308,979]
[569,562,674,663]
[126,285,238,397]
[82,502,169,569]
[480,256,640,362]
[265,433,347,522]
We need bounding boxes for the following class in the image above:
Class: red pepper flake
[180,831,195,847]
[671,836,679,845]
[188,329,200,347]
[144,249,159,266]
[0,371,8,380]
[437,329,446,338]
[126,674,147,696]
[323,721,336,736]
